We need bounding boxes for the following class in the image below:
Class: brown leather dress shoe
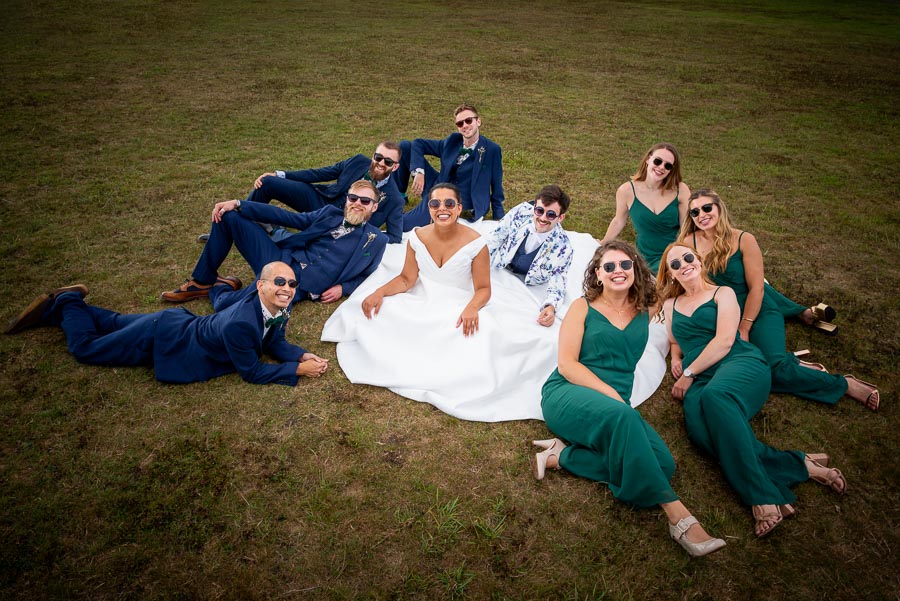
[161,277,242,302]
[215,276,243,291]
[5,284,89,335]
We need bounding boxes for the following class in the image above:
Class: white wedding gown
[322,222,669,422]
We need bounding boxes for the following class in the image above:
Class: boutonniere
[477,146,486,164]
[363,232,377,249]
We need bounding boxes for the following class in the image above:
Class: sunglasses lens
[703,203,713,213]
[683,253,695,264]
[534,206,544,216]
[602,262,615,273]
[273,277,286,286]
[689,208,699,218]
[621,260,633,270]
[669,260,681,270]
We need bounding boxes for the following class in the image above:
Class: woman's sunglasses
[668,252,696,271]
[689,203,715,218]
[601,260,633,273]
[652,157,674,171]
[428,198,461,209]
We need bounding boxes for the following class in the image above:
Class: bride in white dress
[322,183,562,421]
[323,184,671,422]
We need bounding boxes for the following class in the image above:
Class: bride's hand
[456,306,480,337]
[362,292,384,319]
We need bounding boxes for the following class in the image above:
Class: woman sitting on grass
[533,241,726,557]
[599,143,835,331]
[658,241,848,537]
[678,189,879,410]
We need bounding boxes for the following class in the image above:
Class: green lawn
[1,1,898,599]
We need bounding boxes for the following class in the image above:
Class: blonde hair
[676,189,736,275]
[632,142,683,192]
[655,241,716,321]
[349,179,379,201]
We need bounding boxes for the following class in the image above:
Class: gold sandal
[806,455,846,495]
[846,375,880,411]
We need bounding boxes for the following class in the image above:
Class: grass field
[1,0,898,599]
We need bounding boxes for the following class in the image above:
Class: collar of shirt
[260,298,276,338]
[524,223,551,253]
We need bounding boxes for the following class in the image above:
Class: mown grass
[1,0,898,599]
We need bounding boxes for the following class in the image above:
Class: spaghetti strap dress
[672,291,807,505]
[697,232,847,404]
[628,181,680,273]
[541,307,678,508]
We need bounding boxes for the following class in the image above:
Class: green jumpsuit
[541,307,678,508]
[702,232,847,404]
[628,181,679,273]
[673,290,808,505]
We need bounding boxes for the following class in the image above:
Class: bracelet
[742,317,755,323]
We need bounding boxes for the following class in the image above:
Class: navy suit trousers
[246,176,330,213]
[401,162,440,231]
[192,211,286,284]
[56,293,157,367]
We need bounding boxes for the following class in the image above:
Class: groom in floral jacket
[486,185,574,327]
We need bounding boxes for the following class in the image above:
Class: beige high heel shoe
[532,438,566,480]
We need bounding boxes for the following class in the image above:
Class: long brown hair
[676,189,736,275]
[583,240,657,312]
[655,241,716,320]
[632,142,683,192]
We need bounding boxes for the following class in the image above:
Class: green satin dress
[628,181,680,273]
[541,307,678,509]
[672,291,807,505]
[702,233,847,404]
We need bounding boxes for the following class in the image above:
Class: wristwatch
[683,367,696,379]
[235,200,242,211]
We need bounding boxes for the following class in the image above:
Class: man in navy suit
[234,141,404,243]
[402,104,504,231]
[4,262,329,385]
[163,180,388,305]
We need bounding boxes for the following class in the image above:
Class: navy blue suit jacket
[404,134,504,229]
[238,203,388,297]
[284,154,403,243]
[154,290,305,385]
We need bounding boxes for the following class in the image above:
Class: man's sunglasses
[602,260,633,273]
[689,203,715,218]
[262,277,299,288]
[428,198,461,209]
[455,116,477,128]
[534,205,560,221]
[372,153,397,167]
[347,193,377,206]
[652,157,674,171]
[668,252,696,271]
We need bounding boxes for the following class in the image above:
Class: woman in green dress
[535,241,726,557]
[658,242,848,537]
[677,189,880,410]
[600,143,833,330]
[599,143,690,273]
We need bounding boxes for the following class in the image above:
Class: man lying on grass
[5,261,328,385]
